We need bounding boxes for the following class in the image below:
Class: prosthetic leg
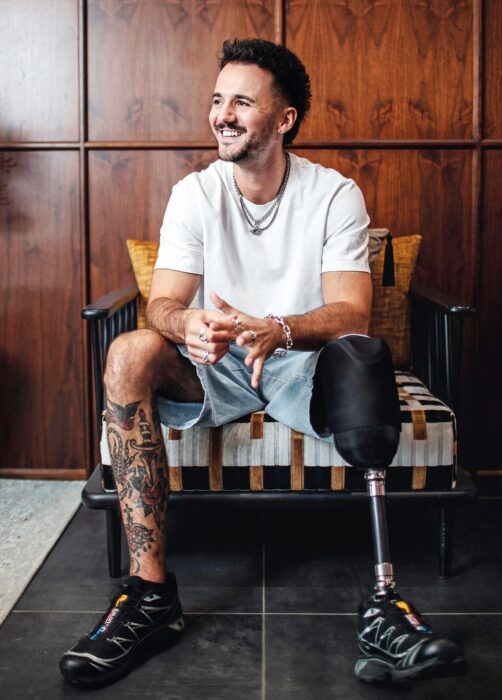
[311,336,465,684]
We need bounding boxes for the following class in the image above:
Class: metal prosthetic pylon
[364,469,395,594]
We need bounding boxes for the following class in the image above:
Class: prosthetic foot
[312,336,465,684]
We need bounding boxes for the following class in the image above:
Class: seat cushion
[100,372,456,493]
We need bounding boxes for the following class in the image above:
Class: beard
[215,116,278,164]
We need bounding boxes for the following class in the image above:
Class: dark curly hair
[219,38,311,145]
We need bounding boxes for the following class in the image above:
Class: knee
[104,329,170,394]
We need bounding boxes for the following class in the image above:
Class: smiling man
[60,38,463,688]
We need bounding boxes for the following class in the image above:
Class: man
[60,38,462,687]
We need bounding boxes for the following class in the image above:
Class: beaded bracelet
[265,314,294,358]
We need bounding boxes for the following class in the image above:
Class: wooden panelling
[88,150,216,298]
[295,149,474,301]
[484,0,502,137]
[0,0,79,143]
[87,0,277,142]
[0,151,85,471]
[474,151,502,468]
[287,0,473,141]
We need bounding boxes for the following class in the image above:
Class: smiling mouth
[219,129,244,138]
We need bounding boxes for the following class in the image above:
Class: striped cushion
[100,372,456,492]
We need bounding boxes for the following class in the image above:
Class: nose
[216,100,236,125]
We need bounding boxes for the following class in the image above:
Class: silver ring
[198,329,208,342]
[233,316,244,332]
[248,330,257,344]
[203,350,210,365]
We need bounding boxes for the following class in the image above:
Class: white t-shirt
[154,153,370,317]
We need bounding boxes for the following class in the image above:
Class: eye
[212,98,222,106]
[236,100,249,107]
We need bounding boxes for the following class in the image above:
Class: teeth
[222,130,241,137]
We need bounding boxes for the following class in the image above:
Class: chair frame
[81,283,475,578]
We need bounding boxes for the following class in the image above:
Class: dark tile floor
[1,496,502,699]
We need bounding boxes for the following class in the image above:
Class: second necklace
[232,151,291,236]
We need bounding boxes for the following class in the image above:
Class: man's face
[209,62,284,163]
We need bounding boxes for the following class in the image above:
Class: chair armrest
[82,285,140,429]
[81,285,139,321]
[410,284,475,412]
[410,283,475,316]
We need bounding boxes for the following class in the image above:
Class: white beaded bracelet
[265,314,293,358]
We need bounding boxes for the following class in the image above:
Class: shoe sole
[61,610,185,687]
[354,654,466,684]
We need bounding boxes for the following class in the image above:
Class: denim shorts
[156,343,330,440]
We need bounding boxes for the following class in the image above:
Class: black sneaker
[355,591,465,684]
[60,573,185,686]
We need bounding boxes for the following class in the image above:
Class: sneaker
[354,591,465,684]
[60,573,185,686]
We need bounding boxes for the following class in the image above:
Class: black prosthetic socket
[310,336,401,469]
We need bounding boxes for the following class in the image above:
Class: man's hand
[184,308,235,365]
[209,292,284,388]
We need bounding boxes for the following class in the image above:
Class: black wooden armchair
[81,273,475,579]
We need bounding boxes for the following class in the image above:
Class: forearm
[146,297,194,344]
[284,302,370,351]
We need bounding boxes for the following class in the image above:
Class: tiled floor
[1,496,502,699]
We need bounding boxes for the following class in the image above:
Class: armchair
[81,233,475,582]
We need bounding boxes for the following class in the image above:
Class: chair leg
[438,503,454,579]
[365,469,396,593]
[105,508,122,578]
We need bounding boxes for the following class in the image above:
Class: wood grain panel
[287,0,473,141]
[87,0,276,142]
[474,151,502,468]
[0,151,85,471]
[89,150,216,298]
[484,0,502,137]
[0,0,79,143]
[295,148,474,301]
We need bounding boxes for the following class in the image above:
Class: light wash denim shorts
[156,343,329,440]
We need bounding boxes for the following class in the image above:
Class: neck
[233,149,288,204]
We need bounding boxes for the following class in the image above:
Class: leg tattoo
[107,398,168,576]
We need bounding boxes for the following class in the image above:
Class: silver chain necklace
[232,152,291,236]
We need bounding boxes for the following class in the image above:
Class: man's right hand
[183,309,235,365]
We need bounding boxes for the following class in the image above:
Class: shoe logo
[404,613,432,634]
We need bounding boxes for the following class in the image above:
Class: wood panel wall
[0,0,500,476]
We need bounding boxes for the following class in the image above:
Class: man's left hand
[209,292,284,388]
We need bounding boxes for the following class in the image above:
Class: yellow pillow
[126,239,159,329]
[126,234,422,367]
[369,234,422,367]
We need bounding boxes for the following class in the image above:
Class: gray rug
[0,479,85,625]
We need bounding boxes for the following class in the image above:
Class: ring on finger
[233,316,244,332]
[198,329,208,342]
[203,350,211,365]
[247,330,257,344]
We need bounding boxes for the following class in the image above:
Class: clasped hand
[183,291,284,388]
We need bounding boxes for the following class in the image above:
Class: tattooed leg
[107,398,168,578]
[104,329,203,582]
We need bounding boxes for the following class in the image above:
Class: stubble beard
[216,116,278,165]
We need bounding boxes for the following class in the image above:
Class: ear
[277,106,297,136]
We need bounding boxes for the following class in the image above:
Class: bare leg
[104,329,203,583]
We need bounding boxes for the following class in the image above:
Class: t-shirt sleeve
[154,180,204,274]
[321,178,370,274]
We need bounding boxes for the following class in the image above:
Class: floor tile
[166,503,264,613]
[0,612,262,700]
[265,613,502,700]
[17,503,264,614]
[265,500,502,614]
